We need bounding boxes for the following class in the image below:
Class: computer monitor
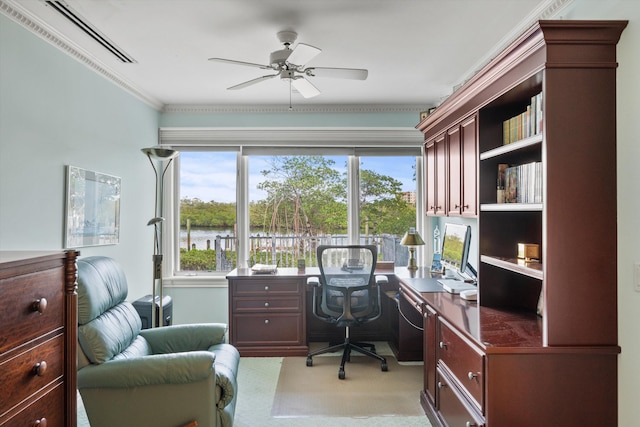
[440,223,474,277]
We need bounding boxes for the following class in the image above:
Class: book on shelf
[502,92,543,145]
[503,161,542,204]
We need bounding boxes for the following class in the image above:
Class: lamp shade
[400,230,425,247]
[141,147,179,160]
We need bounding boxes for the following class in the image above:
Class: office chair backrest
[316,245,380,325]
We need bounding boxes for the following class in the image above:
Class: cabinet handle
[264,302,270,308]
[466,422,477,427]
[33,361,47,377]
[264,319,269,324]
[468,371,478,381]
[32,298,47,314]
[455,204,460,209]
[33,418,47,427]
[264,285,269,291]
[423,311,430,318]
[437,381,447,389]
[439,341,447,349]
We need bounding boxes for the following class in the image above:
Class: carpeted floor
[272,355,424,418]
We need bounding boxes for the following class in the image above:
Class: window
[161,127,424,277]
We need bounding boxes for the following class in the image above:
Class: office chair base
[306,338,388,379]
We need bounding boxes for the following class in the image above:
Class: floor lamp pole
[142,147,179,328]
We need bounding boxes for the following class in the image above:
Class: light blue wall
[0,14,159,303]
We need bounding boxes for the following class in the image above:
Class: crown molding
[161,104,427,114]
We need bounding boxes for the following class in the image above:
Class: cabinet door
[447,126,462,216]
[461,115,477,217]
[434,133,447,216]
[425,140,437,216]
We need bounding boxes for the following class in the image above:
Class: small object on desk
[251,263,278,274]
[460,289,478,301]
[438,278,477,294]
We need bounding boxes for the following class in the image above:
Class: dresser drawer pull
[264,319,269,324]
[32,298,48,314]
[466,422,477,427]
[439,341,447,349]
[264,302,270,308]
[33,361,48,376]
[437,381,447,389]
[468,371,478,381]
[33,418,47,427]
[264,285,269,291]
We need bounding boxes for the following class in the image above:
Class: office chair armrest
[307,276,321,286]
[375,275,389,285]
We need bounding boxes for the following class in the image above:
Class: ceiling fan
[208,31,368,99]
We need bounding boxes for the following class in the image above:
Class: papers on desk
[251,263,278,274]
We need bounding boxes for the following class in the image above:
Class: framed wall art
[65,165,121,248]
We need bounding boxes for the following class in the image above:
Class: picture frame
[65,165,121,248]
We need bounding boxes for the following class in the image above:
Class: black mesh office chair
[306,245,389,379]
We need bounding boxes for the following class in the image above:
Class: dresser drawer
[436,367,485,427]
[438,318,484,411]
[1,381,64,427]
[232,278,301,296]
[232,313,304,346]
[0,267,65,354]
[233,296,302,312]
[0,334,64,417]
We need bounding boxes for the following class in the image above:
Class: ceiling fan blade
[305,67,368,80]
[209,57,272,70]
[228,74,279,90]
[286,43,321,67]
[291,77,320,98]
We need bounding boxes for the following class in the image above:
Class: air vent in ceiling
[43,1,136,63]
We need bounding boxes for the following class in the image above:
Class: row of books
[502,92,543,145]
[499,162,543,204]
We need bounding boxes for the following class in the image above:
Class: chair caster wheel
[381,361,388,371]
[306,357,313,367]
[339,369,345,380]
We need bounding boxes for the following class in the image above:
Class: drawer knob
[264,302,270,308]
[437,381,447,389]
[466,422,478,427]
[468,371,478,381]
[439,341,447,349]
[33,361,48,377]
[264,319,269,324]
[32,298,48,314]
[423,311,430,318]
[264,285,269,291]
[33,418,47,427]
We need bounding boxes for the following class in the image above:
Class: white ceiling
[4,0,570,110]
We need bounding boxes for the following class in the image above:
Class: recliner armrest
[140,323,228,354]
[78,351,216,388]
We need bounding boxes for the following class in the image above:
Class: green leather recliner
[76,256,239,427]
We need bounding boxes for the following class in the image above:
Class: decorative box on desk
[133,294,173,329]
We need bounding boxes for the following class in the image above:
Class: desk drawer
[438,318,484,411]
[232,313,304,346]
[234,296,301,312]
[0,268,64,354]
[436,367,485,427]
[0,334,64,417]
[232,278,301,296]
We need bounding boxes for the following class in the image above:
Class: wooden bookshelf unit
[416,21,627,427]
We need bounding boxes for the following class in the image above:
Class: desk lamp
[142,146,179,327]
[400,228,425,271]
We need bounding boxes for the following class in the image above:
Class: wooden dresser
[0,251,78,427]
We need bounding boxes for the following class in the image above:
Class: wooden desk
[226,267,421,358]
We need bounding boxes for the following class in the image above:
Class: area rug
[271,355,424,418]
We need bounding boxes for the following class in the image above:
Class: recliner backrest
[77,256,146,364]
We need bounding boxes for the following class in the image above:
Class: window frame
[159,127,424,282]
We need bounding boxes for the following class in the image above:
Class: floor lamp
[141,146,179,328]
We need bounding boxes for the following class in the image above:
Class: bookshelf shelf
[480,255,543,280]
[480,203,542,212]
[479,134,542,160]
